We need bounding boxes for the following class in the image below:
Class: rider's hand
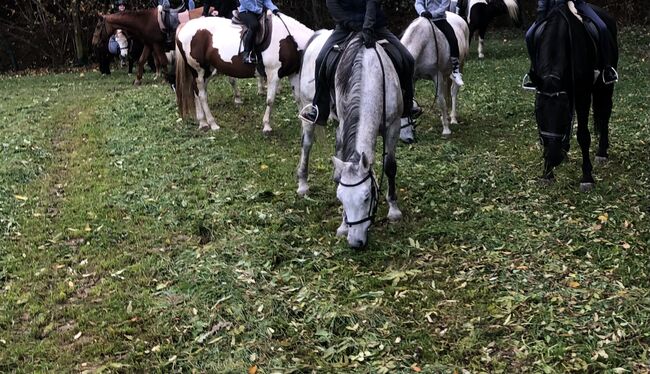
[272,9,279,15]
[344,21,362,32]
[211,10,218,16]
[421,11,433,19]
[362,28,375,49]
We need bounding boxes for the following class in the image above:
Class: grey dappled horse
[400,12,469,140]
[291,32,404,248]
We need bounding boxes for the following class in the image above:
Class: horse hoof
[450,118,459,125]
[133,80,142,86]
[199,124,210,132]
[262,128,272,137]
[595,156,608,164]
[538,177,554,186]
[478,53,485,59]
[296,185,309,197]
[210,125,221,131]
[441,131,452,139]
[580,182,595,192]
[234,98,243,105]
[400,137,414,144]
[388,209,402,222]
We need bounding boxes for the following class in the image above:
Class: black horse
[531,4,617,191]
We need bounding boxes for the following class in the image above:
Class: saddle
[231,10,273,52]
[321,34,406,91]
[157,3,186,33]
[531,5,600,59]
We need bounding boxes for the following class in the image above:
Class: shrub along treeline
[0,0,647,71]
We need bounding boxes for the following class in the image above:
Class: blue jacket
[239,0,278,14]
[415,0,450,20]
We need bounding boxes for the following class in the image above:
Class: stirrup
[602,67,618,85]
[298,104,319,124]
[522,74,536,91]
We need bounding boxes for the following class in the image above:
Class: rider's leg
[239,11,260,64]
[575,1,617,84]
[299,26,350,124]
[377,28,421,119]
[433,18,464,86]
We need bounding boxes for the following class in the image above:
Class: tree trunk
[71,0,87,65]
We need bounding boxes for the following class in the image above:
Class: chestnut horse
[93,7,207,85]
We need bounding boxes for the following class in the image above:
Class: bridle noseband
[339,170,379,226]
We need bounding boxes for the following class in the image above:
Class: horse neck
[272,16,314,49]
[339,48,387,164]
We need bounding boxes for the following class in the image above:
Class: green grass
[1,27,649,373]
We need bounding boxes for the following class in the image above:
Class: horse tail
[503,0,521,26]
[175,37,195,119]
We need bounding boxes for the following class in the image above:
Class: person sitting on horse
[202,0,235,18]
[299,0,422,125]
[415,0,464,86]
[237,0,280,64]
[524,0,618,88]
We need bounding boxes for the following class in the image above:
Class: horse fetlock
[579,182,595,193]
[595,155,608,164]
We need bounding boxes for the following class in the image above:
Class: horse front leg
[576,95,594,192]
[296,119,315,197]
[593,84,614,163]
[195,76,219,131]
[229,77,243,105]
[152,43,168,80]
[436,73,452,137]
[135,44,151,85]
[383,120,403,222]
[261,73,280,135]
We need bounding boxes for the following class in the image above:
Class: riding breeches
[239,11,260,53]
[432,19,460,59]
[312,26,415,122]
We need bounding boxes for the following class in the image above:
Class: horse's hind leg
[450,80,460,125]
[478,27,487,59]
[576,95,594,191]
[296,120,315,197]
[257,76,266,96]
[593,85,614,163]
[261,74,280,135]
[229,77,243,105]
[195,77,219,131]
[383,120,403,222]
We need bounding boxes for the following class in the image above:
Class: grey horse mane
[335,35,365,163]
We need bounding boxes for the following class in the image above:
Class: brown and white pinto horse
[175,13,313,134]
[93,7,207,85]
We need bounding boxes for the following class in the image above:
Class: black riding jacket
[326,0,387,31]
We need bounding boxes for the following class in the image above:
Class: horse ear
[332,156,345,183]
[360,152,370,173]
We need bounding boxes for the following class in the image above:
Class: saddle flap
[231,10,273,50]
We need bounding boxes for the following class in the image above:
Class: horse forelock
[336,36,365,162]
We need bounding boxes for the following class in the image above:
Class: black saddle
[532,7,600,59]
[231,10,273,52]
[160,2,186,32]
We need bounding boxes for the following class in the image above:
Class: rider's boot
[450,57,464,86]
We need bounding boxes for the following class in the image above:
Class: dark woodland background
[0,0,647,71]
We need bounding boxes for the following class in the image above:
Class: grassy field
[1,27,649,373]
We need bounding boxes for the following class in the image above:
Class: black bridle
[340,170,379,226]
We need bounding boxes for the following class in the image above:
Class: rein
[274,13,292,38]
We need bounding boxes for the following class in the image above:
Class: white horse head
[400,13,469,139]
[114,29,129,61]
[330,36,404,248]
[174,13,313,133]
